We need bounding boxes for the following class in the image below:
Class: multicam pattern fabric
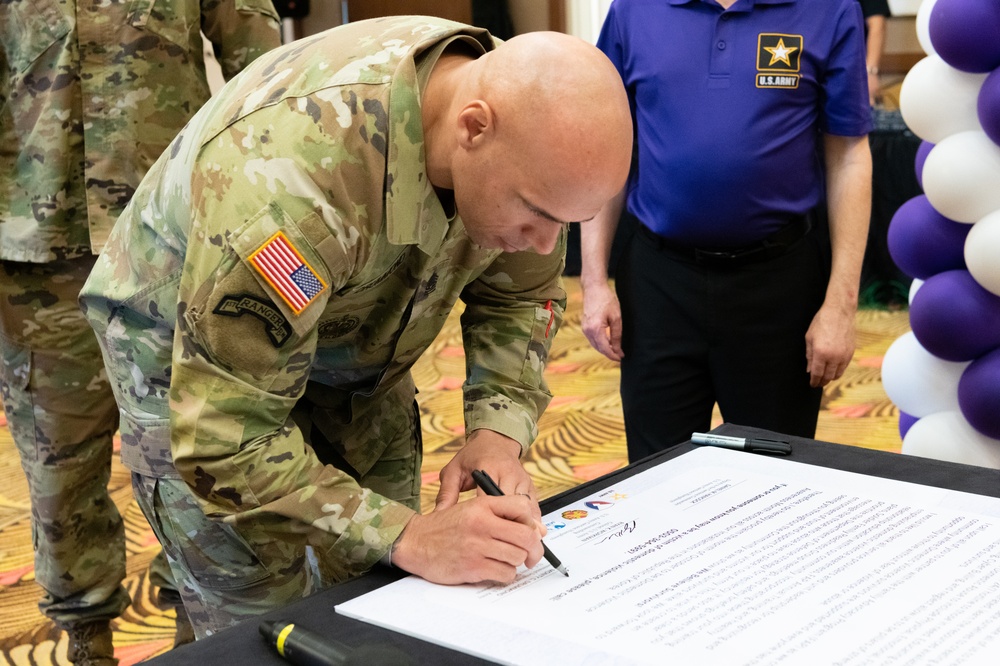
[81,15,568,616]
[0,0,281,262]
[0,257,130,627]
[0,0,280,630]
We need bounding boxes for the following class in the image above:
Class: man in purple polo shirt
[581,0,873,460]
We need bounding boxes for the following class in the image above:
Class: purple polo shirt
[598,0,872,247]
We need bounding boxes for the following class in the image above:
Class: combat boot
[65,620,118,666]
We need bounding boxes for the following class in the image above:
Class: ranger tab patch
[213,294,293,347]
[249,231,327,315]
[756,33,802,89]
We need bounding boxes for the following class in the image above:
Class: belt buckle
[694,248,739,263]
[694,246,763,265]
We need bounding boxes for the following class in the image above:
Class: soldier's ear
[456,100,494,149]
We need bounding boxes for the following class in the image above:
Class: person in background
[0,2,280,663]
[859,0,892,106]
[80,17,633,639]
[581,0,872,461]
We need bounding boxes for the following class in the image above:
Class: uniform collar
[384,32,491,253]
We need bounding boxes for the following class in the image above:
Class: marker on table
[259,620,344,666]
[471,469,570,577]
[691,432,792,456]
[260,620,412,666]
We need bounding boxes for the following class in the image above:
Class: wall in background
[509,0,548,34]
[249,1,928,76]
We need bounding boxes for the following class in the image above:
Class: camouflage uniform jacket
[82,16,567,571]
[0,0,281,262]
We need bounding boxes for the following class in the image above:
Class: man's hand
[805,301,856,388]
[391,495,545,584]
[581,280,624,361]
[435,430,539,519]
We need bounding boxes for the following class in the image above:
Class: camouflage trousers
[131,392,423,639]
[0,256,176,626]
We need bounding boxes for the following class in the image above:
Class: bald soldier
[80,16,632,637]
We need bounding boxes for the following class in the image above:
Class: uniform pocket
[127,0,196,50]
[0,0,70,73]
[519,304,556,388]
[0,332,36,459]
[235,0,280,21]
[149,477,271,591]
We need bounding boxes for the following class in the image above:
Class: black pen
[691,432,792,456]
[471,469,570,577]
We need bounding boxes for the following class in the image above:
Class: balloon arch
[882,0,1000,466]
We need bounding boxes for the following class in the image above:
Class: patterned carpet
[0,277,912,664]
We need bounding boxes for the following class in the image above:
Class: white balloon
[899,56,985,144]
[909,278,924,305]
[966,209,1000,296]
[882,332,968,417]
[902,411,1000,469]
[916,0,939,56]
[923,130,1000,223]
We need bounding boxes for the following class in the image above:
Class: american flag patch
[249,231,327,315]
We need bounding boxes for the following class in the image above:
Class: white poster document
[337,447,1000,665]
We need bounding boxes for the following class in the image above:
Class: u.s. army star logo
[213,294,293,347]
[756,33,803,89]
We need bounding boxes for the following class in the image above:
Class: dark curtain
[862,108,923,307]
[472,0,514,39]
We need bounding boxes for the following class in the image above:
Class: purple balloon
[980,68,1000,148]
[958,347,1000,439]
[910,270,1000,362]
[915,140,934,188]
[929,0,1000,73]
[899,411,919,440]
[887,195,970,280]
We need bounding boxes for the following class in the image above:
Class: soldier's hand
[391,495,545,584]
[435,430,539,523]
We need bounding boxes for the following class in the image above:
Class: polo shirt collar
[667,0,796,6]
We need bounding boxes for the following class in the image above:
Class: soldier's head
[424,31,632,255]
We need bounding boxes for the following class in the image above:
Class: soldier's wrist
[379,534,402,568]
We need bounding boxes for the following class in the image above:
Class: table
[149,423,1000,665]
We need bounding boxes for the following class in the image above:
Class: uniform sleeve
[169,166,414,574]
[459,229,568,455]
[201,0,281,81]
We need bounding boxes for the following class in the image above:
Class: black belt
[638,213,813,267]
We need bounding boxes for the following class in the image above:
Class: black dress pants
[616,218,829,461]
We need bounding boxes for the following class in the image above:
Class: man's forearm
[823,133,872,310]
[580,187,627,290]
[865,15,886,75]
